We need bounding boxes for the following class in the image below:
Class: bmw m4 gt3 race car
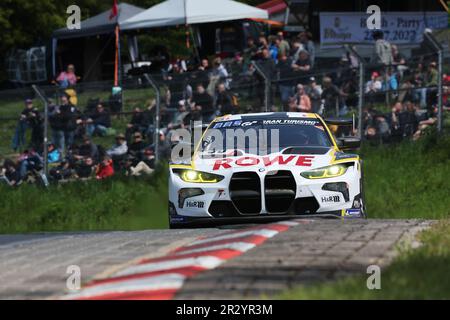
[168,112,365,228]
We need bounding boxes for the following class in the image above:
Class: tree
[0,0,266,84]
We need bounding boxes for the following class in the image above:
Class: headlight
[300,164,351,179]
[173,169,224,183]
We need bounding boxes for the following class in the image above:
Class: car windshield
[200,118,333,156]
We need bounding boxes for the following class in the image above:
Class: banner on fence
[320,11,448,47]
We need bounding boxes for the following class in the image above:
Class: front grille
[264,170,296,213]
[229,172,261,214]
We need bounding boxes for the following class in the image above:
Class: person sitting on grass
[125,107,147,141]
[74,157,95,179]
[107,134,128,171]
[18,149,43,180]
[70,136,99,163]
[96,156,114,180]
[49,160,73,182]
[127,131,147,162]
[47,143,62,164]
[86,103,111,137]
[413,106,439,141]
[128,148,155,177]
[106,134,128,158]
[0,159,22,186]
[56,64,78,89]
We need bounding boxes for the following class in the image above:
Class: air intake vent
[229,172,261,214]
[264,170,296,213]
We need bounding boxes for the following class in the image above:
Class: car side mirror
[337,137,361,150]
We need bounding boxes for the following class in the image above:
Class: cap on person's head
[309,77,316,83]
[116,133,126,140]
[25,99,33,105]
[372,71,380,78]
[159,130,164,136]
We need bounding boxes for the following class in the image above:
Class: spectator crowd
[1,29,449,187]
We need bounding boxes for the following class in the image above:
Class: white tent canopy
[121,0,268,30]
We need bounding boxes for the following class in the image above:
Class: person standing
[11,99,35,151]
[372,30,393,66]
[299,32,315,68]
[216,83,234,115]
[277,32,290,57]
[277,53,295,111]
[59,95,78,152]
[293,84,312,112]
[305,77,323,113]
[192,84,214,122]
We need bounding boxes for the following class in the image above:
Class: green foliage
[0,168,169,233]
[0,0,266,81]
[361,134,450,219]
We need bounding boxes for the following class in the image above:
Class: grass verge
[279,220,450,299]
[362,131,450,219]
[0,165,169,233]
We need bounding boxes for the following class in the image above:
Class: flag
[109,0,118,20]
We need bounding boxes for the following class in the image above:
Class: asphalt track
[0,219,431,300]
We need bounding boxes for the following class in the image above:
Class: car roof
[214,112,319,121]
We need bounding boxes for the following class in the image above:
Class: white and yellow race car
[168,112,366,228]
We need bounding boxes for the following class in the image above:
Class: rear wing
[190,122,210,133]
[324,116,356,131]
[325,116,360,150]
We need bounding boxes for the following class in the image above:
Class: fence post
[146,75,161,164]
[424,31,443,133]
[344,45,365,139]
[252,61,269,112]
[437,48,443,133]
[358,62,365,139]
[32,85,48,177]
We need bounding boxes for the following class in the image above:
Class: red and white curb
[62,220,309,300]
